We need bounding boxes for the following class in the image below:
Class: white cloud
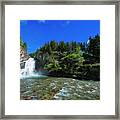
[38,20,46,23]
[62,20,70,27]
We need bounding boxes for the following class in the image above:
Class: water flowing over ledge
[20,57,46,79]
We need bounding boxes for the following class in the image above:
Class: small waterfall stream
[24,58,35,75]
[20,58,38,78]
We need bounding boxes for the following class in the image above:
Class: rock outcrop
[20,46,29,62]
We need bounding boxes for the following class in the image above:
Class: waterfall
[20,57,36,78]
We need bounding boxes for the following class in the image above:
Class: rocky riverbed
[20,77,100,100]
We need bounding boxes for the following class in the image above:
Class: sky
[20,20,100,53]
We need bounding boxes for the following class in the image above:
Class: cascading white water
[20,57,36,78]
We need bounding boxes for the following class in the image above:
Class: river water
[20,76,100,100]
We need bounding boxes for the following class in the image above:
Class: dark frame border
[0,0,119,119]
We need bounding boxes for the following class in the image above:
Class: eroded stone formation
[20,46,29,62]
[20,46,29,69]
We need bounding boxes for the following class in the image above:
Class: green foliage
[58,41,66,52]
[20,39,27,49]
[77,64,100,81]
[29,52,36,58]
[87,34,100,63]
[61,50,84,74]
[29,34,100,80]
[50,40,58,51]
[45,60,61,72]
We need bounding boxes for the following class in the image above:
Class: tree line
[28,34,100,80]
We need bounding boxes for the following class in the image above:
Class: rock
[20,46,29,62]
[31,96,38,100]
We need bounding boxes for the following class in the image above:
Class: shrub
[77,64,100,81]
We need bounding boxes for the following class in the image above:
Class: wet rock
[20,77,100,100]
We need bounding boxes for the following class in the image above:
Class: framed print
[0,0,119,119]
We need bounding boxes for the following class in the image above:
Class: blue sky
[20,20,100,53]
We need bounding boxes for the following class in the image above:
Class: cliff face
[20,46,29,62]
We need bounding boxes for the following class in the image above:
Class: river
[20,76,100,100]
